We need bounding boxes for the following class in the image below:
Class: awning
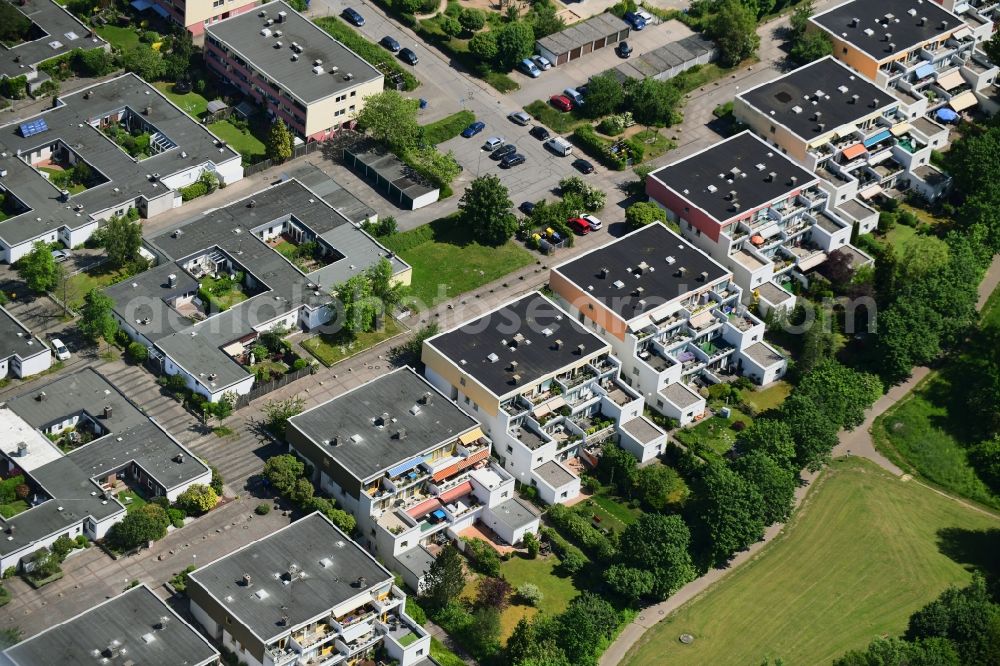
[532,404,551,419]
[890,122,912,136]
[547,396,567,412]
[952,27,973,41]
[859,184,883,200]
[387,457,424,478]
[440,480,474,504]
[650,302,683,324]
[841,143,867,160]
[949,91,977,111]
[797,252,828,271]
[688,310,715,330]
[915,63,936,80]
[406,498,441,519]
[936,70,965,91]
[628,314,653,332]
[863,130,893,147]
[757,223,781,240]
[458,427,484,446]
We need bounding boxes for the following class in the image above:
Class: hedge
[180,181,209,201]
[540,526,588,563]
[546,504,617,560]
[314,18,419,91]
[379,222,437,253]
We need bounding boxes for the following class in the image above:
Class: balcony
[331,608,376,633]
[298,649,345,666]
[372,585,406,613]
[266,645,300,666]
[726,312,760,332]
[294,623,337,650]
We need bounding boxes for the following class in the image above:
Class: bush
[176,484,218,515]
[106,504,170,552]
[516,582,543,606]
[167,508,185,528]
[540,527,588,568]
[52,536,75,561]
[292,358,308,371]
[523,531,540,559]
[169,564,196,593]
[255,502,271,515]
[545,504,617,560]
[180,181,208,202]
[559,549,587,574]
[126,341,148,363]
[462,537,502,577]
[2,567,14,580]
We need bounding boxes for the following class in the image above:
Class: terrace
[726,311,760,332]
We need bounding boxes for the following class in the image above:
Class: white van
[545,137,573,156]
[563,87,585,107]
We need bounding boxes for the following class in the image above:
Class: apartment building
[205,1,384,141]
[0,305,51,380]
[187,512,432,666]
[0,368,211,572]
[106,177,409,402]
[811,0,997,112]
[146,0,258,38]
[422,292,662,501]
[0,0,108,93]
[286,367,539,590]
[735,56,953,209]
[646,131,873,312]
[933,0,999,42]
[550,225,787,427]
[0,73,243,264]
[4,584,220,666]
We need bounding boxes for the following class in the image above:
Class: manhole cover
[679,634,694,644]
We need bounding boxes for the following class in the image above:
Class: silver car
[532,54,553,71]
[508,111,532,126]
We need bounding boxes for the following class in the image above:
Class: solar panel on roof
[19,119,49,138]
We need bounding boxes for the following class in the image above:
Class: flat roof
[206,0,382,105]
[0,368,208,559]
[106,178,407,394]
[537,12,629,57]
[622,416,664,444]
[811,0,961,60]
[743,341,784,368]
[5,584,218,666]
[756,281,794,305]
[0,305,48,361]
[649,131,817,225]
[0,0,105,78]
[488,497,540,531]
[553,224,730,322]
[659,382,702,409]
[344,142,439,201]
[605,34,714,81]
[425,292,609,399]
[532,460,575,489]
[739,57,894,140]
[287,367,480,481]
[0,73,240,249]
[187,513,392,643]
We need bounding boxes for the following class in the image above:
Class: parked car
[483,136,505,151]
[532,54,553,71]
[342,7,365,26]
[399,48,418,65]
[501,153,526,168]
[461,121,486,138]
[519,58,541,78]
[623,11,646,29]
[549,94,573,112]
[567,217,591,234]
[636,9,653,23]
[380,35,401,52]
[616,41,632,58]
[581,213,602,230]
[520,201,536,215]
[544,136,573,156]
[572,158,595,174]
[563,87,585,107]
[508,111,532,126]
[491,144,517,160]
[51,248,72,262]
[50,338,71,361]
[530,126,551,141]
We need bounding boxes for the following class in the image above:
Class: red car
[549,94,573,112]
[567,217,591,235]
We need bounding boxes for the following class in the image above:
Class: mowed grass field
[621,458,1000,666]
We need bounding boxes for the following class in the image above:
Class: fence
[242,140,323,176]
[232,364,316,409]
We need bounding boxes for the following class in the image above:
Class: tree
[121,44,165,81]
[476,576,513,611]
[736,418,797,468]
[634,463,688,511]
[731,452,796,524]
[834,637,960,666]
[625,77,682,127]
[335,273,380,334]
[262,396,306,437]
[409,146,461,186]
[782,392,840,471]
[556,593,622,665]
[107,504,169,551]
[789,0,814,39]
[625,202,663,230]
[790,30,833,64]
[969,437,1000,494]
[605,564,655,602]
[584,74,624,118]
[102,214,143,269]
[691,461,766,566]
[468,31,498,62]
[906,574,1000,665]
[516,582,543,606]
[983,32,1000,78]
[176,483,218,515]
[290,477,314,504]
[304,496,357,534]
[77,48,117,77]
[356,91,421,153]
[163,33,196,82]
[265,120,293,163]
[522,530,540,558]
[796,360,882,430]
[459,175,516,246]
[709,0,760,67]
[614,514,695,600]
[494,21,535,71]
[459,7,485,32]
[16,242,61,293]
[596,442,637,496]
[527,0,565,39]
[366,257,403,312]
[263,454,305,495]
[467,607,502,657]
[78,289,118,348]
[798,304,836,376]
[0,3,32,44]
[423,544,465,611]
[506,616,571,666]
[558,176,606,212]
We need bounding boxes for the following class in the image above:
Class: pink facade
[151,0,257,36]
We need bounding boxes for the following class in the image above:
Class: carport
[599,34,716,83]
[343,144,440,210]
[536,13,630,66]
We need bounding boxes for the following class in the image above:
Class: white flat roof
[0,408,62,471]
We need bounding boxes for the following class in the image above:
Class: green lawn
[674,406,754,455]
[63,265,134,310]
[381,216,535,308]
[742,381,791,413]
[422,110,475,145]
[622,458,1000,666]
[574,491,642,534]
[207,120,266,160]
[524,100,589,135]
[302,318,406,366]
[430,637,465,666]
[0,500,29,519]
[631,129,676,162]
[153,82,210,117]
[879,222,948,257]
[117,489,147,512]
[200,274,249,311]
[96,25,141,51]
[496,554,582,640]
[38,167,86,195]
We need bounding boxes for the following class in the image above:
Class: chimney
[509,360,519,370]
[849,17,859,27]
[939,19,948,29]
[511,373,521,384]
[789,175,799,186]
[576,343,585,355]
[871,97,880,108]
[16,441,27,457]
[677,266,687,276]
[919,16,926,26]
[599,267,609,278]
[104,405,113,419]
[420,391,433,405]
[554,339,563,350]
[36,391,46,401]
[886,42,895,52]
[699,271,709,282]
[765,171,776,182]
[168,273,177,288]
[851,94,859,104]
[817,122,826,131]
[395,428,406,440]
[355,576,367,588]
[174,453,185,464]
[242,573,253,587]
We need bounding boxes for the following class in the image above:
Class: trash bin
[419,98,428,109]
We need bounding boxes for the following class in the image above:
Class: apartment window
[370,528,375,536]
[351,91,356,97]
[336,94,347,102]
[349,105,356,112]
[769,125,776,133]
[473,403,479,412]
[683,206,689,213]
[401,541,408,548]
[459,377,466,386]
[464,396,470,405]
[842,47,848,54]
[506,445,513,453]
[501,491,509,498]
[631,367,639,376]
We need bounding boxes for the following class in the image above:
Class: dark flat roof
[5,585,219,666]
[206,0,381,105]
[287,367,479,481]
[811,0,960,60]
[0,305,48,361]
[0,0,105,78]
[187,513,392,643]
[425,292,609,399]
[553,224,729,322]
[537,12,629,57]
[649,131,816,224]
[739,57,894,140]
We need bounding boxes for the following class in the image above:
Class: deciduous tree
[709,0,760,67]
[356,91,421,153]
[177,483,218,515]
[16,242,61,293]
[494,21,535,71]
[78,289,117,348]
[102,214,143,269]
[691,461,766,566]
[612,513,695,600]
[459,175,517,246]
[731,451,796,524]
[584,73,624,118]
[423,544,465,612]
[266,120,293,163]
[736,418,797,468]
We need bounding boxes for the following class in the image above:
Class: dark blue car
[342,7,365,26]
[461,121,486,138]
[623,11,645,30]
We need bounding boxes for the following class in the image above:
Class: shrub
[516,582,543,606]
[731,420,747,432]
[559,549,587,574]
[75,534,89,549]
[52,535,75,561]
[255,502,271,515]
[545,504,617,560]
[169,564,196,593]
[2,567,14,580]
[180,181,208,201]
[106,504,170,552]
[459,8,485,31]
[167,508,185,528]
[177,484,218,515]
[523,531,540,559]
[463,537,502,577]
[126,341,148,363]
[540,526,587,565]
[292,358,308,371]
